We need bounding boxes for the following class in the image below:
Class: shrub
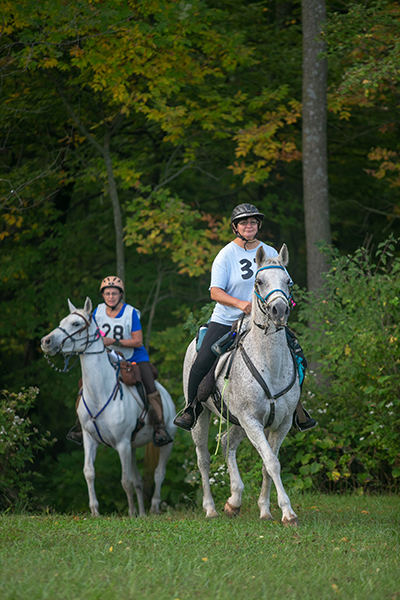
[289,235,400,492]
[0,387,53,510]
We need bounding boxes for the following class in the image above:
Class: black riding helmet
[231,203,264,248]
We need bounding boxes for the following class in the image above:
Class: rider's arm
[210,287,252,315]
[103,330,142,348]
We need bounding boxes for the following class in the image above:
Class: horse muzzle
[40,334,60,356]
[269,298,290,327]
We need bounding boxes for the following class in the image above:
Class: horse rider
[173,203,317,432]
[67,276,172,447]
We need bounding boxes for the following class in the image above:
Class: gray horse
[183,244,300,526]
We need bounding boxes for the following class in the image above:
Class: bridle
[253,265,294,333]
[44,311,105,373]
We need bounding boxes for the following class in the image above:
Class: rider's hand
[240,301,252,315]
[102,336,114,347]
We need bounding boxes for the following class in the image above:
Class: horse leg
[241,418,299,527]
[82,433,100,517]
[150,441,174,514]
[131,448,146,517]
[191,408,218,518]
[258,428,286,521]
[116,441,137,517]
[221,426,247,518]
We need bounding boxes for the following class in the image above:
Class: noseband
[56,311,101,353]
[45,311,104,373]
[253,265,294,332]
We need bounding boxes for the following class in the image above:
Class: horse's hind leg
[259,462,274,521]
[192,408,218,518]
[117,441,137,517]
[150,441,173,514]
[131,448,146,517]
[221,426,246,517]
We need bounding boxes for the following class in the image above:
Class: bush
[0,387,53,510]
[288,235,400,492]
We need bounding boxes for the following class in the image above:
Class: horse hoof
[260,513,274,521]
[224,501,241,518]
[282,516,299,527]
[206,509,219,519]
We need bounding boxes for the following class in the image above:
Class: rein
[221,262,298,428]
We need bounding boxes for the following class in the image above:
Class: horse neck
[248,314,288,380]
[79,341,117,401]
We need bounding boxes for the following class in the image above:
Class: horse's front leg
[116,440,137,517]
[192,408,218,518]
[258,426,289,521]
[241,417,299,527]
[221,426,247,517]
[82,432,100,517]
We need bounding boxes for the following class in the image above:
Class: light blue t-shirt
[210,241,278,326]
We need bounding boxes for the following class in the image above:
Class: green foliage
[183,302,216,337]
[125,188,225,277]
[0,387,53,511]
[292,236,400,491]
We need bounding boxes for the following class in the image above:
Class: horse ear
[256,245,266,267]
[68,299,77,313]
[83,297,93,315]
[279,243,289,267]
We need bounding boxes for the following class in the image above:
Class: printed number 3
[240,259,253,280]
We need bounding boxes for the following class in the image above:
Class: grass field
[1,493,399,600]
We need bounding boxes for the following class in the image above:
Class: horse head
[253,244,292,328]
[41,297,96,356]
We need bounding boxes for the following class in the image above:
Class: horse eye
[73,322,80,327]
[255,278,262,285]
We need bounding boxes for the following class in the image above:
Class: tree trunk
[54,83,126,282]
[145,268,163,351]
[104,132,125,282]
[302,0,331,291]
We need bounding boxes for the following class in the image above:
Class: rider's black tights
[187,321,231,403]
[137,361,157,395]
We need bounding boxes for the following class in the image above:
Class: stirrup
[173,405,196,431]
[66,425,83,445]
[293,408,318,432]
[153,427,173,447]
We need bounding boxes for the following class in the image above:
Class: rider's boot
[294,401,317,431]
[173,398,203,431]
[147,390,173,447]
[66,418,83,445]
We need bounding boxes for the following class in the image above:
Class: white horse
[183,244,301,526]
[41,298,176,517]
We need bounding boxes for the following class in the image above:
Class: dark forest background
[1,0,399,513]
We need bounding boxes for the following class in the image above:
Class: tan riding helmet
[100,276,124,294]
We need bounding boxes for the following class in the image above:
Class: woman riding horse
[68,276,172,447]
[174,203,317,432]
